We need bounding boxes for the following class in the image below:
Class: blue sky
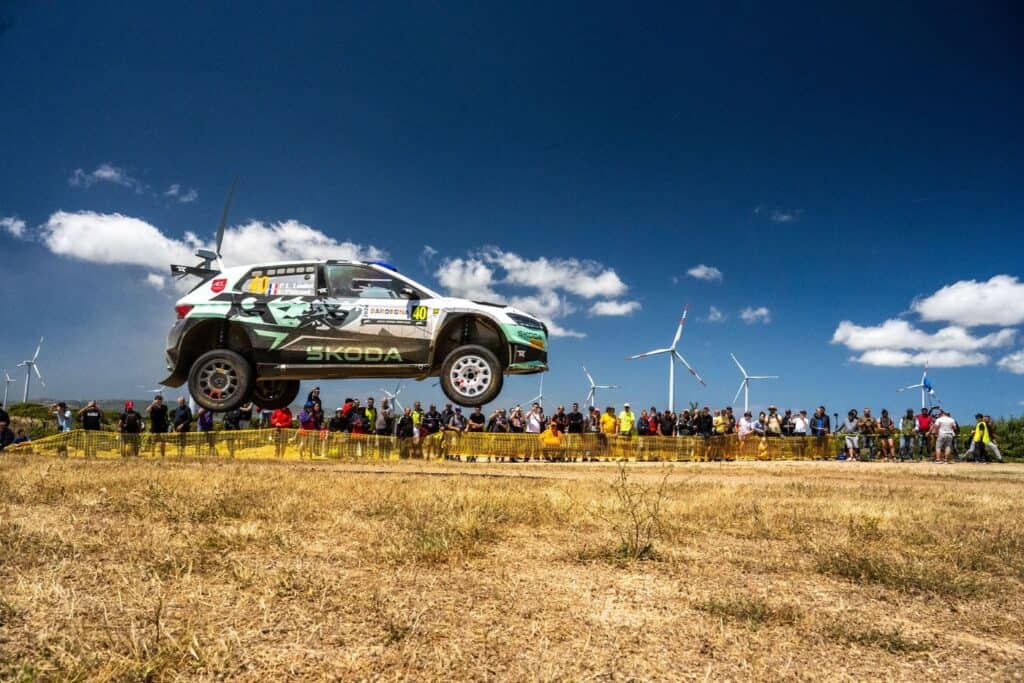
[1,2,1021,418]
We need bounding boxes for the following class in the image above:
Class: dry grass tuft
[1,456,1022,679]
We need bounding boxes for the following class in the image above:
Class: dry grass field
[1,455,1022,681]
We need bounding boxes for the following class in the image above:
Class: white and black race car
[161,259,549,411]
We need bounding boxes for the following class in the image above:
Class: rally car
[160,259,549,411]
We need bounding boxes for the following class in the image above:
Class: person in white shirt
[933,411,957,463]
[526,403,545,434]
[737,411,754,439]
[791,410,809,436]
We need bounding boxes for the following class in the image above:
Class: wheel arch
[429,314,508,373]
[177,319,256,375]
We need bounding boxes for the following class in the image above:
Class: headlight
[507,313,545,331]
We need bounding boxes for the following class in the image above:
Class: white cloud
[686,264,723,282]
[852,349,990,368]
[165,184,199,203]
[831,319,1016,352]
[144,273,167,290]
[912,275,1024,327]
[998,350,1024,375]
[40,212,385,285]
[483,249,627,299]
[1,215,26,238]
[69,163,144,193]
[706,306,725,323]
[419,244,438,271]
[740,306,772,324]
[589,300,641,316]
[434,257,499,301]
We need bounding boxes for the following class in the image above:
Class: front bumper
[506,343,548,374]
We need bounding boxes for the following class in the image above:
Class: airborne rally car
[161,259,549,412]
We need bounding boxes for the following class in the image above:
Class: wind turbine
[897,363,939,410]
[16,337,45,404]
[583,363,618,408]
[626,306,705,412]
[381,382,404,413]
[730,353,778,414]
[2,370,16,410]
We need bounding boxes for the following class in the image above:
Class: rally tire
[440,345,503,407]
[187,349,254,413]
[250,379,301,410]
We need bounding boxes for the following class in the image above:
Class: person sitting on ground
[539,420,564,448]
[12,429,30,445]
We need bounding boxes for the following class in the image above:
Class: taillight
[175,305,193,320]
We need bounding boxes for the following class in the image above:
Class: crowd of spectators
[0,387,1006,464]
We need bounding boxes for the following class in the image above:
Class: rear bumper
[159,319,190,388]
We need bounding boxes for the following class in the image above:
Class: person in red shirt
[271,406,293,457]
[915,408,933,460]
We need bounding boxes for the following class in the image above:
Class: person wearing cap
[836,410,860,460]
[617,403,636,437]
[765,406,783,437]
[119,400,144,457]
[967,413,992,462]
[737,411,755,440]
[446,406,468,432]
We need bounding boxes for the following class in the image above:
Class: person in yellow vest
[968,413,992,463]
[713,409,726,435]
[618,403,637,437]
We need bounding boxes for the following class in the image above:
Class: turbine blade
[33,337,44,361]
[216,177,238,257]
[33,365,44,386]
[582,364,595,385]
[671,306,689,348]
[586,388,594,403]
[674,350,706,386]
[748,375,779,380]
[733,380,745,406]
[730,352,747,378]
[627,348,671,360]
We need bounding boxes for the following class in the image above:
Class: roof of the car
[227,259,379,270]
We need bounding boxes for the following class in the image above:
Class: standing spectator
[567,403,585,434]
[877,409,896,461]
[737,411,754,440]
[396,407,416,458]
[551,406,569,433]
[617,403,637,437]
[637,409,651,436]
[915,407,933,460]
[587,406,601,433]
[237,402,254,430]
[119,400,144,457]
[858,408,877,459]
[447,406,468,432]
[659,410,675,437]
[172,397,193,457]
[364,397,377,433]
[837,410,860,460]
[933,410,957,463]
[259,405,273,429]
[792,410,809,436]
[441,403,455,429]
[422,404,444,459]
[899,409,917,461]
[52,402,74,432]
[765,406,783,437]
[328,407,347,432]
[0,421,14,451]
[781,410,795,437]
[78,400,105,459]
[509,406,525,433]
[297,402,318,458]
[306,387,323,412]
[810,407,831,437]
[375,398,394,436]
[753,411,767,437]
[600,406,617,435]
[467,406,486,432]
[696,407,714,437]
[148,395,170,457]
[967,413,991,462]
[223,404,243,457]
[270,405,293,458]
[983,416,1004,463]
[526,403,544,434]
[676,410,694,436]
[196,406,217,456]
[486,408,509,432]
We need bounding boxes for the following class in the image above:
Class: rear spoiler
[171,264,220,279]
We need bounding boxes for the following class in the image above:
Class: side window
[242,265,317,297]
[325,265,417,299]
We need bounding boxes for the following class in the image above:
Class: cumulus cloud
[686,264,722,282]
[589,300,641,316]
[40,211,386,287]
[740,306,772,324]
[165,184,199,203]
[705,306,725,323]
[851,349,990,368]
[831,319,1016,352]
[419,244,439,271]
[911,275,1024,327]
[433,247,630,337]
[69,163,144,193]
[1,215,26,238]
[144,273,167,290]
[998,350,1024,375]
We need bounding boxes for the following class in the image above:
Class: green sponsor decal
[254,329,289,351]
[306,346,403,362]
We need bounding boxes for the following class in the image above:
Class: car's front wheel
[440,345,503,407]
[250,379,301,410]
[187,349,254,412]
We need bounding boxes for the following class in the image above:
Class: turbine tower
[16,337,45,404]
[526,374,544,409]
[2,370,16,410]
[583,363,618,408]
[897,363,938,410]
[626,306,705,412]
[380,382,405,413]
[730,353,778,414]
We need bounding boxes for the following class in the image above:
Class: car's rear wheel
[187,349,254,412]
[440,344,503,407]
[250,379,301,410]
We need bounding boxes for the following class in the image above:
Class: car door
[232,264,319,365]
[317,264,432,366]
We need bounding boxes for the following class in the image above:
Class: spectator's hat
[975,413,983,419]
[304,401,314,408]
[125,400,134,410]
[623,402,631,408]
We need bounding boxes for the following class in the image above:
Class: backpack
[123,411,142,433]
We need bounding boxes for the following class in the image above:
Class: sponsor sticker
[211,278,227,293]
